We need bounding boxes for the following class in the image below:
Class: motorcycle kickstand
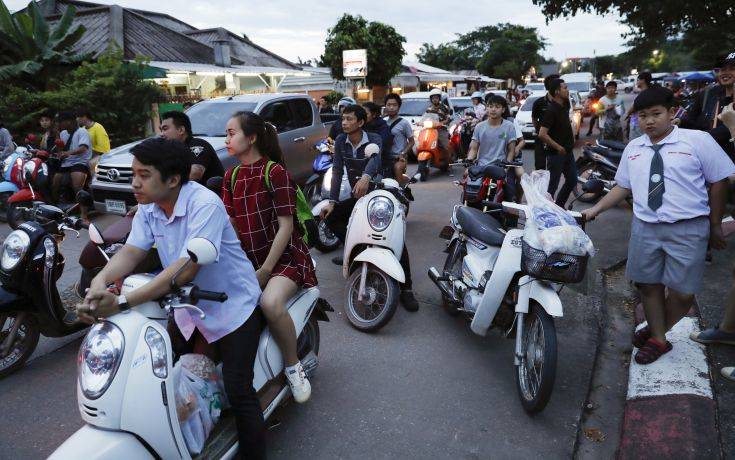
[357,262,368,303]
[513,312,525,366]
[0,312,27,355]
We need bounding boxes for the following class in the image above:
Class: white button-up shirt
[127,181,261,343]
[615,126,735,223]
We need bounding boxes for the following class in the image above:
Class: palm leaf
[49,5,76,42]
[51,23,85,52]
[13,13,37,56]
[29,2,49,46]
[0,60,42,80]
[0,0,21,41]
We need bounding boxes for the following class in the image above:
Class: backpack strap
[388,117,403,131]
[263,160,276,195]
[228,164,241,194]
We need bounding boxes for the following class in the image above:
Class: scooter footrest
[438,225,454,239]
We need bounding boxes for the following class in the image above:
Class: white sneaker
[285,362,311,403]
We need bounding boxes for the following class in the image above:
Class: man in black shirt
[531,74,560,170]
[160,111,224,185]
[538,78,577,208]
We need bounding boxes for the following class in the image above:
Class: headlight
[78,322,124,399]
[43,237,55,268]
[1,230,30,271]
[145,327,168,378]
[367,196,394,232]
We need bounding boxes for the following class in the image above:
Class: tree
[321,14,406,87]
[416,24,546,80]
[531,0,734,68]
[0,0,89,90]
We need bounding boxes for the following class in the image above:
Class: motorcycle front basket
[521,240,589,284]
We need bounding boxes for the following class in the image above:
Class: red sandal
[633,325,651,349]
[634,338,672,365]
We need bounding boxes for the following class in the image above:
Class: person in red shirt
[222,111,317,403]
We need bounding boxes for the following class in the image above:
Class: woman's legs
[260,276,299,366]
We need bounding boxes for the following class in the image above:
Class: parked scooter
[0,201,89,378]
[416,114,453,181]
[451,158,524,223]
[51,236,333,459]
[6,146,52,229]
[0,146,32,221]
[428,202,590,413]
[574,139,627,203]
[328,169,417,332]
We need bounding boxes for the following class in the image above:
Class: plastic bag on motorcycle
[521,171,595,258]
[173,354,229,455]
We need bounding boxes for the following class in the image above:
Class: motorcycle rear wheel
[313,218,340,253]
[515,303,557,414]
[344,265,399,332]
[0,313,40,379]
[572,165,605,203]
[418,160,429,182]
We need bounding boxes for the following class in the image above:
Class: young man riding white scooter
[319,105,419,311]
[76,137,267,458]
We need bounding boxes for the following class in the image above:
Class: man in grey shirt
[467,95,517,166]
[383,93,415,183]
[0,117,14,156]
[55,111,92,222]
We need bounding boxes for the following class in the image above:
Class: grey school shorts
[626,216,710,295]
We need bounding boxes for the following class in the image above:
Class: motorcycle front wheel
[344,265,399,332]
[313,218,340,253]
[418,160,429,182]
[0,313,40,379]
[303,182,322,207]
[515,303,557,414]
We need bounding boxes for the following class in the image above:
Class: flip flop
[635,338,673,365]
[633,325,650,349]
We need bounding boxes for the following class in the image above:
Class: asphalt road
[0,127,636,459]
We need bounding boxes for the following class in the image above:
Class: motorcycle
[0,201,89,378]
[428,202,590,413]
[574,139,627,203]
[51,236,333,459]
[451,158,524,219]
[416,114,454,182]
[331,172,417,332]
[0,146,32,222]
[6,146,52,229]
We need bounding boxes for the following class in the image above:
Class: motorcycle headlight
[144,327,168,379]
[43,237,55,268]
[1,230,30,271]
[78,322,124,400]
[367,196,394,232]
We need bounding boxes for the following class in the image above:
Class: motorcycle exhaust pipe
[428,267,460,304]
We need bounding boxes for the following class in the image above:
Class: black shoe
[331,256,343,266]
[400,290,419,312]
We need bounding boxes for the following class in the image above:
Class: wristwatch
[117,294,130,312]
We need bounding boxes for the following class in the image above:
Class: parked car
[515,94,583,144]
[561,72,595,101]
[91,93,328,215]
[400,91,456,126]
[520,82,546,98]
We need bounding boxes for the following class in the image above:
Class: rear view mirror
[582,179,605,194]
[364,143,380,158]
[88,223,104,245]
[187,238,217,265]
[410,172,421,184]
[206,176,223,194]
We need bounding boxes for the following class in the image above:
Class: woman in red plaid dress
[222,112,316,403]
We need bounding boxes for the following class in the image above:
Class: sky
[8,0,631,63]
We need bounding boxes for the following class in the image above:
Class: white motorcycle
[428,202,589,413]
[51,230,333,459]
[310,165,352,253]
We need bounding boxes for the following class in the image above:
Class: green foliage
[323,90,345,106]
[321,14,406,87]
[0,0,89,90]
[416,24,546,80]
[0,51,163,145]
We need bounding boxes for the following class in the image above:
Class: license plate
[105,199,127,215]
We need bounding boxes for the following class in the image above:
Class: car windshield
[565,81,592,92]
[450,99,472,112]
[399,100,432,116]
[524,84,545,91]
[520,96,540,111]
[188,102,258,137]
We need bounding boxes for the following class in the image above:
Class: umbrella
[682,72,715,82]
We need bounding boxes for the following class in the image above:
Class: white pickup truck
[91,93,331,214]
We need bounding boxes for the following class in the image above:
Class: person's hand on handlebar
[581,205,600,222]
[320,201,335,219]
[353,175,370,198]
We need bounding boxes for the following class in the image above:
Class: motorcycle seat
[456,206,506,247]
[598,139,627,151]
[468,164,505,181]
[590,145,622,162]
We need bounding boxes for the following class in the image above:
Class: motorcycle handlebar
[191,286,228,303]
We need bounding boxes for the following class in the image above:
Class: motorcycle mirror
[582,179,605,194]
[88,223,104,245]
[186,237,218,265]
[206,176,223,194]
[364,143,380,158]
[410,172,421,184]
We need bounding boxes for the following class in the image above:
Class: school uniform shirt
[615,126,735,223]
[127,181,261,343]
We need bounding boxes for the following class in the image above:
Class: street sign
[343,49,367,78]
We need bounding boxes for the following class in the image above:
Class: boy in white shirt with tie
[584,87,735,364]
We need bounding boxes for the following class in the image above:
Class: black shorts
[59,164,89,174]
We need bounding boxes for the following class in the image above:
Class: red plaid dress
[222,158,317,288]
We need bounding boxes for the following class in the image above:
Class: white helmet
[337,97,357,109]
[471,91,483,100]
[429,88,442,98]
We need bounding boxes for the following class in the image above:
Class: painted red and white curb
[618,313,719,459]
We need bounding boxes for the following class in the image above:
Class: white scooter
[310,165,352,253]
[51,231,333,459]
[428,202,590,413]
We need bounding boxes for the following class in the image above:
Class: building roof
[22,0,296,68]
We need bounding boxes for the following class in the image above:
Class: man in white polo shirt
[584,87,735,365]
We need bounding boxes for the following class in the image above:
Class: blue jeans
[546,151,578,208]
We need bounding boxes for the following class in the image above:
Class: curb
[618,304,718,459]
